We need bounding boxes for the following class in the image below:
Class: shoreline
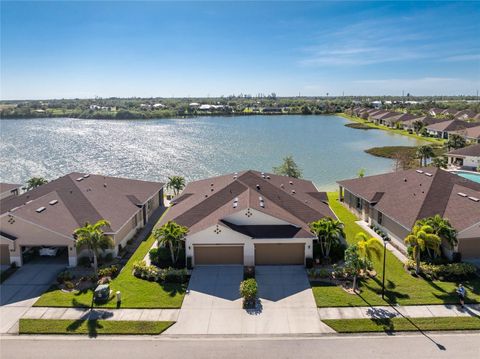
[337,113,444,145]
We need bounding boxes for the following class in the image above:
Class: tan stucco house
[0,173,164,267]
[158,170,335,267]
[337,168,480,260]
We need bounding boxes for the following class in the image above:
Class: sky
[1,1,479,99]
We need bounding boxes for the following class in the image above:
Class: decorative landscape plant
[239,278,258,309]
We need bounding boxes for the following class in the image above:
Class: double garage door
[193,243,305,266]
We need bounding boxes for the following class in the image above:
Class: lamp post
[381,236,391,300]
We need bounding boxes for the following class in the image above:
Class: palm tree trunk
[169,242,176,264]
[352,275,357,292]
[93,253,98,276]
[415,250,420,275]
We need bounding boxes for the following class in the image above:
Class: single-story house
[450,125,480,144]
[158,170,335,267]
[0,183,21,200]
[337,168,480,260]
[429,108,446,117]
[401,116,444,131]
[455,110,477,121]
[0,173,164,267]
[425,119,471,139]
[383,113,417,128]
[446,144,480,170]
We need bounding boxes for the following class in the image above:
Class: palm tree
[355,232,383,271]
[417,215,457,251]
[167,176,186,196]
[412,120,424,134]
[446,134,466,150]
[404,224,441,274]
[24,177,48,191]
[74,220,114,275]
[416,145,435,167]
[273,155,302,178]
[309,217,345,260]
[153,221,188,265]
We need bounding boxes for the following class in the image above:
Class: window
[378,212,383,225]
[356,197,362,210]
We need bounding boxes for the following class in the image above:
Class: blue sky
[1,1,479,99]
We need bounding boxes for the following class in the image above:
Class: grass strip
[323,316,480,333]
[19,319,174,336]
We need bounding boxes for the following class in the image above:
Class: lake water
[0,115,425,190]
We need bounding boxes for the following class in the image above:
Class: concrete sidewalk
[22,307,179,322]
[318,304,480,320]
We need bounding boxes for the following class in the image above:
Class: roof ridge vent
[76,177,83,181]
[458,192,467,197]
[416,170,424,174]
[49,200,58,205]
[36,207,46,213]
[83,174,90,178]
[424,172,433,177]
[468,196,479,202]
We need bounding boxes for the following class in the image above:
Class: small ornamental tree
[309,217,345,260]
[344,244,363,292]
[153,221,188,265]
[240,278,258,308]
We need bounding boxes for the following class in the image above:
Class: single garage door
[194,245,244,265]
[255,243,305,265]
[0,244,10,265]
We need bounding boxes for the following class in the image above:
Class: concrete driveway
[166,265,333,335]
[0,260,65,333]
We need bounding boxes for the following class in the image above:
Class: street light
[382,236,391,300]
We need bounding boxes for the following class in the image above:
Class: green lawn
[323,317,480,333]
[311,193,480,307]
[338,113,445,145]
[19,319,174,336]
[34,211,187,309]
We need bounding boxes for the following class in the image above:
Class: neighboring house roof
[0,173,164,236]
[455,110,477,119]
[160,170,335,238]
[338,168,480,233]
[451,125,480,140]
[402,116,444,127]
[0,183,21,195]
[426,119,472,132]
[441,109,460,116]
[446,144,480,157]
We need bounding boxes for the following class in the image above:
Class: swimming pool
[453,171,480,184]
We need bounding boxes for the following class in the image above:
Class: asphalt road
[1,333,479,359]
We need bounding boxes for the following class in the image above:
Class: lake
[0,115,425,190]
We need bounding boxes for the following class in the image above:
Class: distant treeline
[1,96,479,119]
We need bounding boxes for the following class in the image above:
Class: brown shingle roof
[160,170,335,238]
[447,144,480,157]
[338,168,480,232]
[0,173,164,236]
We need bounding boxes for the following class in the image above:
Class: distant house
[441,109,460,117]
[401,116,441,131]
[451,125,480,144]
[425,119,472,139]
[446,144,480,170]
[384,113,417,128]
[371,101,382,109]
[153,103,166,109]
[455,110,477,121]
[189,102,200,108]
[338,168,480,260]
[0,183,21,200]
[0,173,164,267]
[262,107,283,114]
[429,108,445,117]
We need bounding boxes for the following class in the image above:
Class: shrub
[149,247,186,268]
[307,268,331,279]
[186,256,193,270]
[102,252,113,263]
[305,257,314,269]
[452,252,462,263]
[244,266,255,279]
[240,278,258,308]
[132,261,188,283]
[57,271,73,284]
[97,265,118,279]
[406,260,476,280]
[63,281,75,290]
[78,256,91,267]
